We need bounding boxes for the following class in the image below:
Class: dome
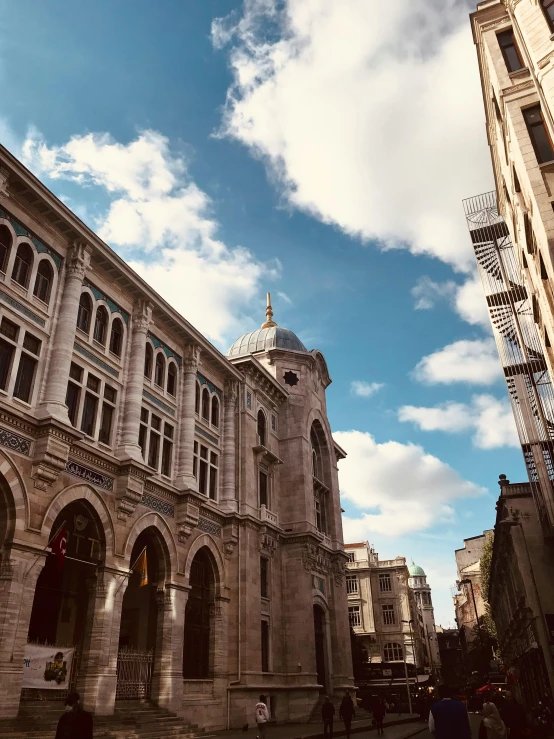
[408,563,426,577]
[227,292,307,358]
[227,326,307,358]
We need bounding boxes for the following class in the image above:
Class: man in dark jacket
[500,690,526,739]
[429,685,471,739]
[55,692,93,739]
[322,696,335,739]
[339,691,355,739]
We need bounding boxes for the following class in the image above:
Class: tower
[408,563,441,677]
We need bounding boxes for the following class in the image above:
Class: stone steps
[0,700,202,739]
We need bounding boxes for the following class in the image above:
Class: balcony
[259,504,279,527]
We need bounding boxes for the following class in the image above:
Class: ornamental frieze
[302,543,332,575]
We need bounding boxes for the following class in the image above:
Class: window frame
[109,317,124,357]
[523,104,554,165]
[260,556,269,599]
[193,439,219,500]
[346,574,358,595]
[139,406,175,477]
[33,258,54,305]
[0,316,41,404]
[384,642,403,662]
[65,360,118,446]
[382,604,396,626]
[257,408,267,446]
[144,342,153,379]
[77,292,93,334]
[93,305,109,346]
[541,0,554,33]
[0,224,12,274]
[11,243,33,289]
[348,605,361,628]
[154,352,165,389]
[496,29,524,73]
[379,573,392,593]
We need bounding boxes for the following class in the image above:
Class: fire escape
[463,191,554,536]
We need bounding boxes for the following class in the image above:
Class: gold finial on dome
[261,291,277,329]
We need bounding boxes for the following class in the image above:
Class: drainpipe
[227,399,242,729]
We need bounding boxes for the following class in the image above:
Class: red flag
[50,529,68,570]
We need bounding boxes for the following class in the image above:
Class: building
[489,474,554,708]
[436,628,464,689]
[408,563,441,678]
[0,145,354,727]
[344,543,425,673]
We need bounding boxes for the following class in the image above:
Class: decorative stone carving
[302,543,332,575]
[0,168,9,202]
[176,500,200,542]
[331,557,346,586]
[115,463,148,520]
[182,343,201,373]
[259,528,278,558]
[224,380,238,407]
[132,299,153,333]
[31,418,81,489]
[67,241,92,279]
[223,522,239,559]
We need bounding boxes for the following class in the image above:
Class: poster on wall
[23,644,74,689]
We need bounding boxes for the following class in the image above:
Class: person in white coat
[255,695,270,739]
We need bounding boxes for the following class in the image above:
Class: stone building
[344,543,424,672]
[436,628,464,689]
[407,564,441,679]
[489,475,554,708]
[0,145,354,727]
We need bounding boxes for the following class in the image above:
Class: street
[371,714,482,739]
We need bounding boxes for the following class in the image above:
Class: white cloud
[214,0,492,272]
[398,394,519,449]
[413,338,502,386]
[412,276,457,311]
[350,380,384,398]
[411,273,491,331]
[335,430,485,537]
[21,129,273,344]
[277,290,292,305]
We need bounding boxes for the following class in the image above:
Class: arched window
[109,317,123,357]
[201,387,210,420]
[311,426,324,481]
[93,306,108,345]
[12,243,33,287]
[77,292,92,333]
[257,409,266,446]
[155,353,165,388]
[144,343,153,379]
[167,362,177,396]
[33,260,53,304]
[195,381,200,414]
[0,225,12,273]
[183,548,215,678]
[384,643,403,662]
[211,396,219,427]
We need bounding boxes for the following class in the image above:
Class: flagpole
[114,545,147,597]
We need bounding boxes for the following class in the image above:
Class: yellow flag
[133,548,148,587]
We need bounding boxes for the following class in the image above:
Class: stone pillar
[151,584,188,712]
[220,381,238,513]
[38,242,92,424]
[175,343,200,491]
[0,547,46,718]
[116,300,152,463]
[77,568,129,716]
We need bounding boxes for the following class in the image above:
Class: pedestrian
[428,684,472,739]
[55,692,93,739]
[417,692,428,723]
[499,690,526,739]
[255,694,270,739]
[339,690,355,739]
[372,696,386,736]
[322,695,335,739]
[479,701,506,739]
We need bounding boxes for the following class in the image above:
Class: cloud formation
[350,380,384,398]
[398,394,519,449]
[413,338,502,386]
[335,430,485,536]
[214,0,491,272]
[412,273,491,330]
[21,129,272,344]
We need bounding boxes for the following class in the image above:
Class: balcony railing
[259,505,279,527]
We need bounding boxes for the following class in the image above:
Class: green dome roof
[408,563,426,577]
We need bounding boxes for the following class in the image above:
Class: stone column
[38,242,92,424]
[220,380,238,512]
[77,568,129,716]
[116,300,152,463]
[0,547,46,718]
[151,584,188,712]
[175,343,200,491]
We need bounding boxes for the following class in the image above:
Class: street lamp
[459,578,487,676]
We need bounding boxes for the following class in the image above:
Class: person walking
[479,701,507,739]
[428,684,472,739]
[55,692,93,739]
[339,690,355,739]
[322,696,335,739]
[500,691,526,739]
[255,695,270,739]
[372,696,386,736]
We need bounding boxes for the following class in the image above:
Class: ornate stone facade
[0,147,353,728]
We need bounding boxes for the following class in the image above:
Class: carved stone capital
[259,527,278,558]
[224,380,238,407]
[176,499,200,542]
[67,242,92,279]
[132,299,153,334]
[182,343,201,373]
[31,418,81,489]
[115,463,148,520]
[223,522,239,559]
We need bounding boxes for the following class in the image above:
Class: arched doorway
[313,604,327,691]
[183,548,215,678]
[117,528,165,699]
[27,501,105,694]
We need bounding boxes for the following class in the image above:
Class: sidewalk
[208,712,422,739]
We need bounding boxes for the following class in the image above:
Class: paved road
[388,714,481,739]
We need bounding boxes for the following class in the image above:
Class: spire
[261,291,277,329]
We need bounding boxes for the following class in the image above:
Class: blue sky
[0,0,527,625]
